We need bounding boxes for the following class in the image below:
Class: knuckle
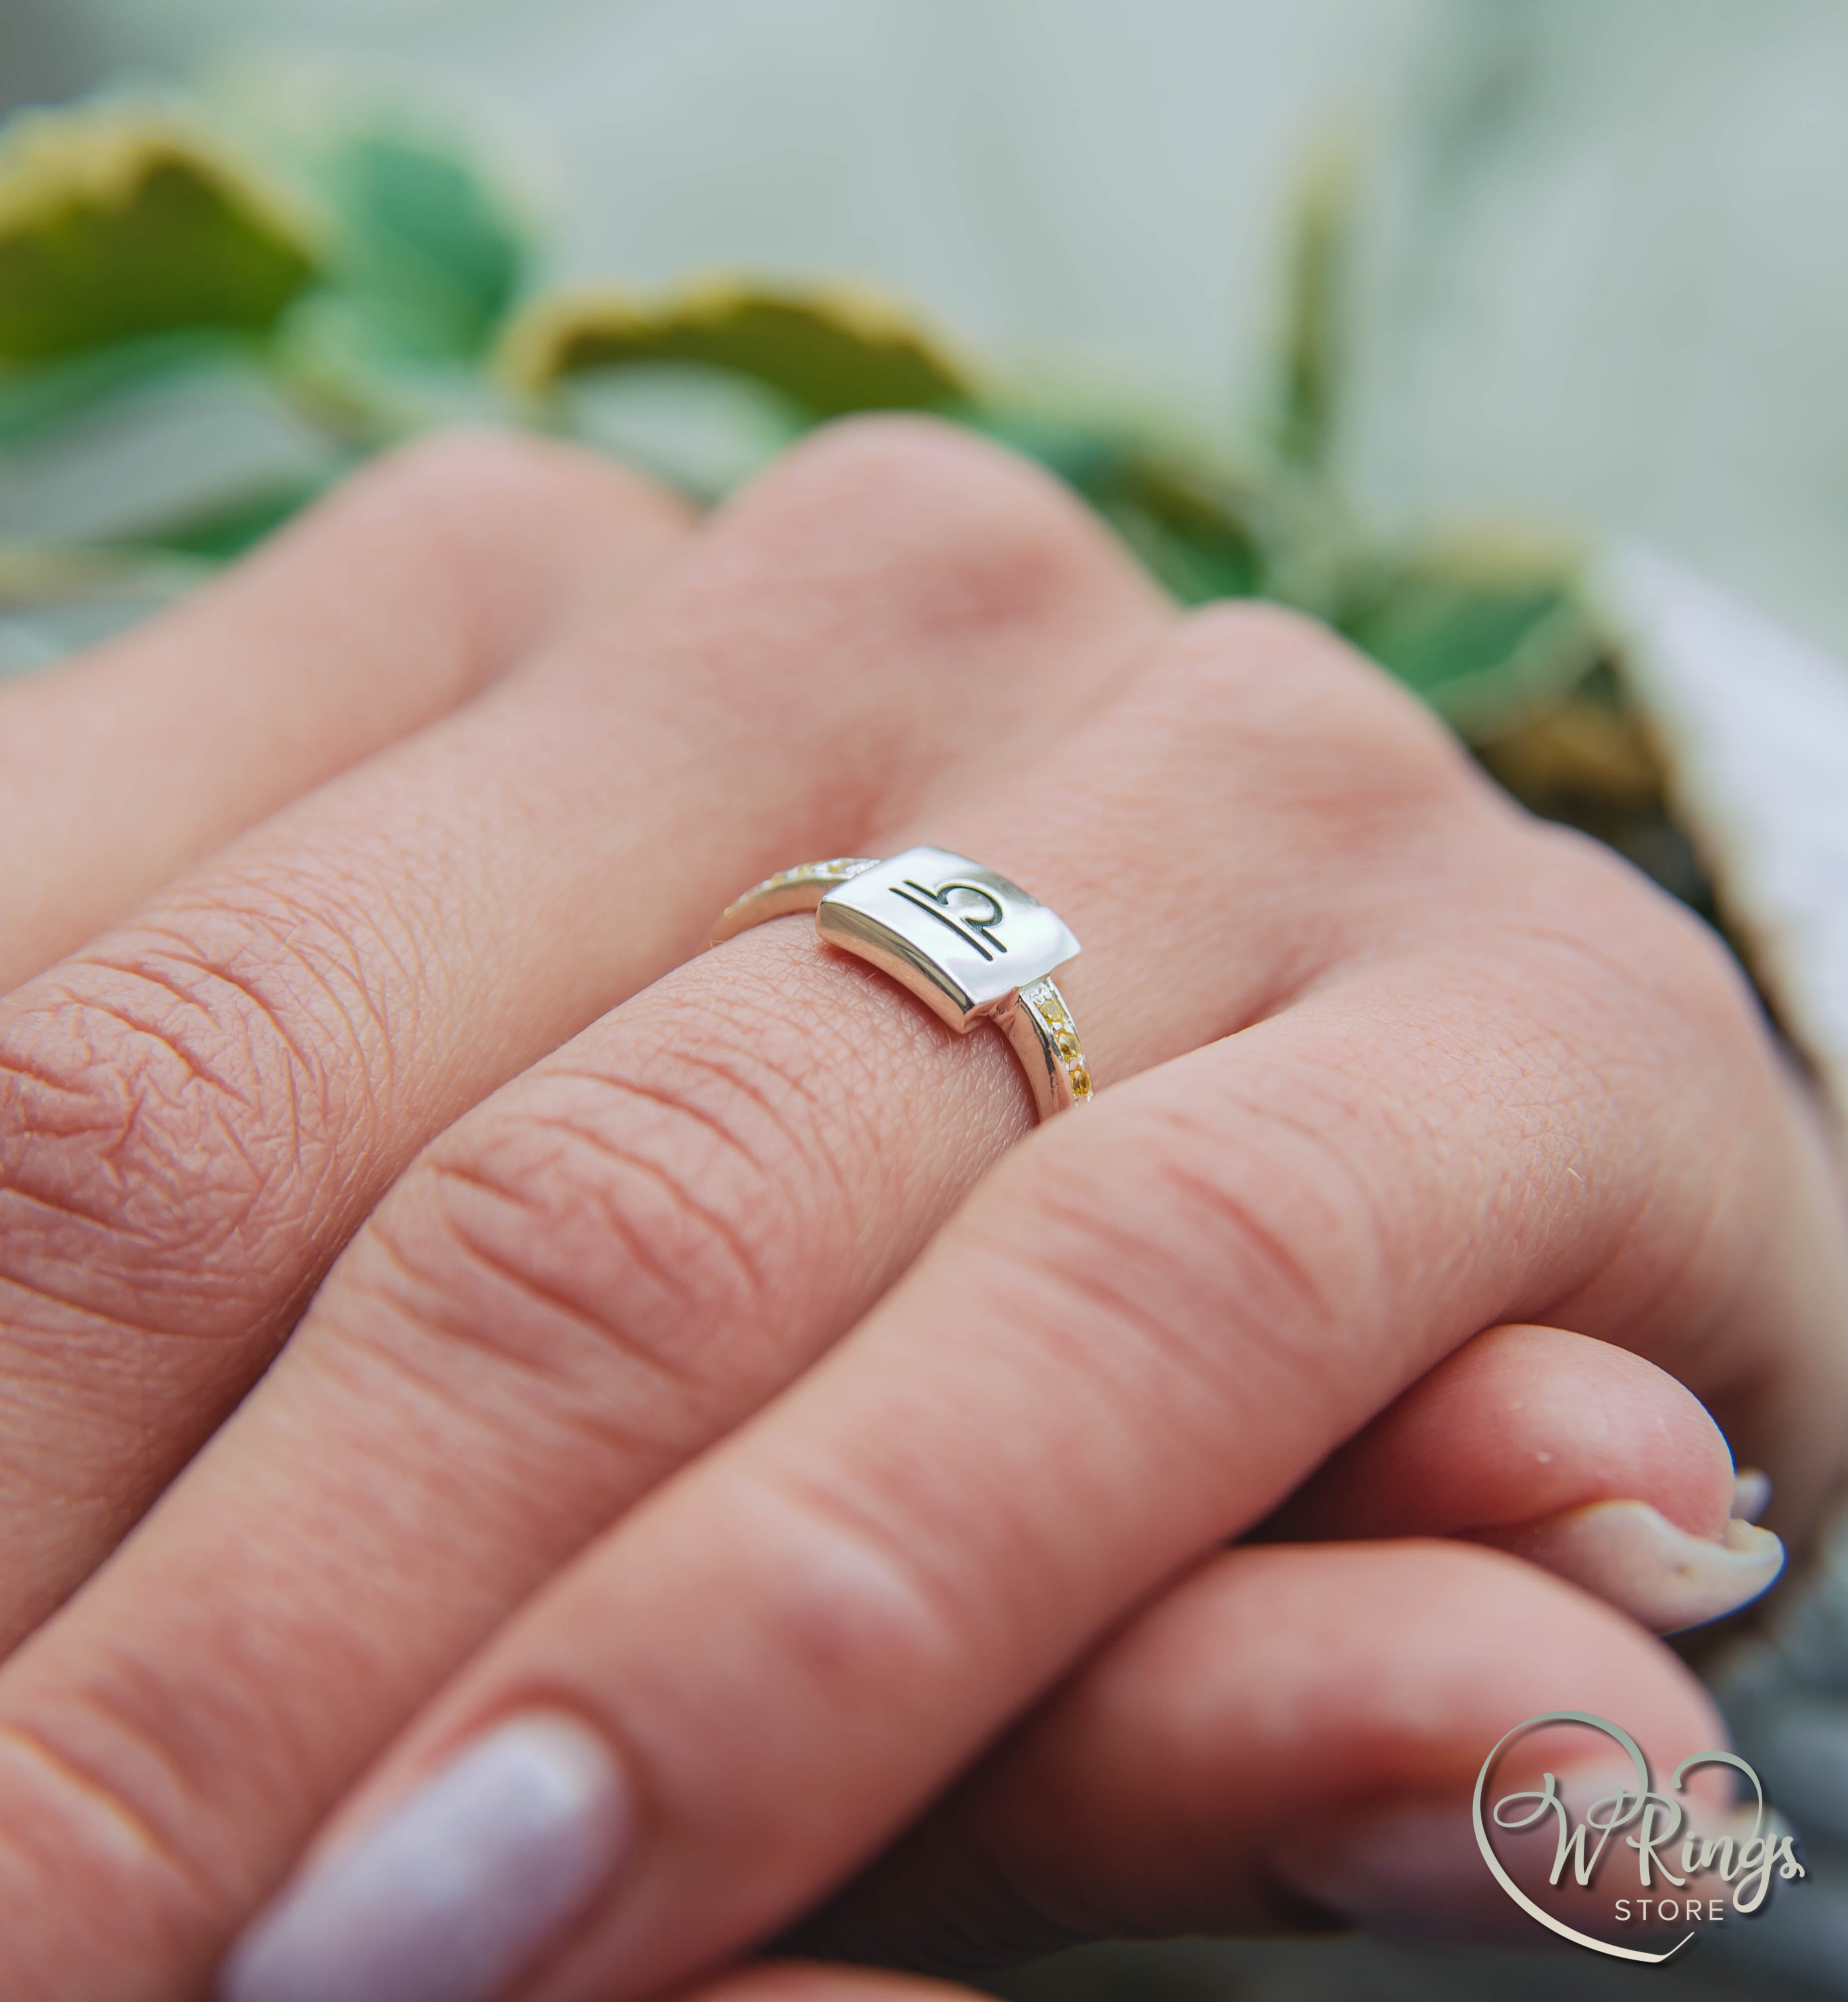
[1167,600,1480,801]
[1102,602,1490,889]
[1518,821,1768,1050]
[333,425,682,549]
[278,427,688,668]
[723,1463,979,1706]
[343,1030,801,1435]
[0,889,382,1338]
[724,413,1160,644]
[980,1081,1388,1433]
[0,1707,236,1992]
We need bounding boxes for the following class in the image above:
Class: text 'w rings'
[710,847,1090,1121]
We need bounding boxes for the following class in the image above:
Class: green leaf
[503,278,969,419]
[0,328,242,448]
[548,361,810,503]
[0,346,352,558]
[0,107,318,367]
[0,543,202,674]
[1338,541,1602,740]
[316,125,527,360]
[1273,142,1354,477]
[962,406,1265,603]
[1097,457,1264,603]
[116,471,338,562]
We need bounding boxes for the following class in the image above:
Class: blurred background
[6,2,1848,1996]
[10,0,1848,651]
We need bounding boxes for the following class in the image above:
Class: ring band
[710,847,1091,1120]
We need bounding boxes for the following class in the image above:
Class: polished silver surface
[710,845,1089,1119]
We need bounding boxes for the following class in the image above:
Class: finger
[1261,1322,1784,1632]
[0,417,1165,1643]
[0,604,1456,1993]
[790,1541,1728,1971]
[0,429,686,993]
[246,735,1846,2002]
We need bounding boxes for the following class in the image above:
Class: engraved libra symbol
[889,878,1011,961]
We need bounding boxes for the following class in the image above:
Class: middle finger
[0,416,1161,1649]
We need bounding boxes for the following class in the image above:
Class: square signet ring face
[708,844,1088,1119]
[817,848,1080,1032]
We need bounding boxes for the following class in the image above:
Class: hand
[0,419,1839,2001]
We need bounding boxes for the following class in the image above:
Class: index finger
[224,834,1847,2000]
[0,429,682,992]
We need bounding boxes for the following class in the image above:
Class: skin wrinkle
[0,869,448,1351]
[357,1171,717,1430]
[741,1334,1166,1709]
[542,1054,825,1260]
[0,1297,167,1377]
[650,1023,864,1228]
[16,980,294,1168]
[719,1468,1000,1718]
[27,989,246,1101]
[0,1717,227,1927]
[310,1269,680,1487]
[149,838,439,1090]
[968,1146,1372,1502]
[69,944,313,1095]
[538,1066,770,1178]
[0,1172,124,1235]
[14,1593,388,1925]
[419,1138,747,1395]
[26,1654,258,1878]
[132,905,388,1113]
[2,1096,273,1324]
[503,1113,769,1328]
[320,954,1024,1522]
[0,1268,178,1344]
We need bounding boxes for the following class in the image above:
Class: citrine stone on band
[710,846,1090,1120]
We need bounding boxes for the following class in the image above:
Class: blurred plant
[0,89,1695,910]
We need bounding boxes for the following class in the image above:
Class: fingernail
[1733,1467,1772,1523]
[220,1712,630,2002]
[1478,1499,1784,1634]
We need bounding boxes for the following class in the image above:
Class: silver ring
[710,846,1090,1121]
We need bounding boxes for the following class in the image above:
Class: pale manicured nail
[219,1712,630,2002]
[1478,1499,1784,1634]
[1732,1467,1772,1523]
